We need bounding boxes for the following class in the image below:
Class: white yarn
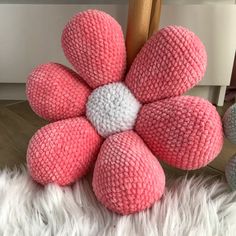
[86,82,141,137]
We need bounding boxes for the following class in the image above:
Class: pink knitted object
[93,131,165,215]
[135,96,223,170]
[62,10,126,88]
[26,9,224,215]
[27,63,90,121]
[126,26,207,103]
[27,117,102,186]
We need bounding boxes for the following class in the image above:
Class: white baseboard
[0,83,26,100]
[0,83,226,106]
[186,86,226,106]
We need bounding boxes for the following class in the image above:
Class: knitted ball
[135,96,224,170]
[27,117,102,186]
[223,103,236,144]
[126,26,207,103]
[26,63,90,121]
[86,82,141,137]
[62,9,126,89]
[92,131,165,215]
[225,154,236,190]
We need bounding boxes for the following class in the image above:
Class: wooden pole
[148,0,162,38]
[126,0,153,68]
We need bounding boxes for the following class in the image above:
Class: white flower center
[86,82,141,137]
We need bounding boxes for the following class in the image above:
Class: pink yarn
[92,131,165,215]
[126,26,207,103]
[61,10,126,89]
[135,96,223,170]
[26,10,224,215]
[27,117,102,186]
[26,63,90,121]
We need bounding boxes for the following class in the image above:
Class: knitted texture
[225,154,236,190]
[135,96,223,170]
[26,9,225,215]
[62,10,126,89]
[86,82,141,137]
[26,63,90,121]
[27,117,102,186]
[223,103,236,144]
[92,131,165,215]
[125,26,207,103]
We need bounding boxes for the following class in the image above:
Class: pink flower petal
[135,96,223,170]
[27,117,102,186]
[92,130,165,215]
[126,26,207,103]
[26,63,90,121]
[62,10,126,89]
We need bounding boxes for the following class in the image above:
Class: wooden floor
[0,100,47,168]
[0,100,233,177]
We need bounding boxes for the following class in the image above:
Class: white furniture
[0,1,235,105]
[0,4,128,100]
[160,3,236,106]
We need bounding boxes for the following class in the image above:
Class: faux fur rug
[1,168,236,236]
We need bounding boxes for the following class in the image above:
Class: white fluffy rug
[1,168,236,236]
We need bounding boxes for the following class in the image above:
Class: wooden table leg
[148,0,162,38]
[126,0,153,68]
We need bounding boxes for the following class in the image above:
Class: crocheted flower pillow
[26,9,224,215]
